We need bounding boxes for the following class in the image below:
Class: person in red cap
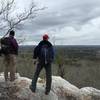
[43,34,49,40]
[30,34,54,95]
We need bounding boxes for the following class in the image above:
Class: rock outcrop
[0,72,100,100]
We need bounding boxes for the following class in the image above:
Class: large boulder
[80,87,100,100]
[0,72,100,100]
[51,76,80,100]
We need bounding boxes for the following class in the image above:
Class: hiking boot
[45,91,49,95]
[29,85,35,92]
[10,78,15,82]
[29,85,36,96]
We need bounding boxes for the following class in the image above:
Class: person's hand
[33,59,37,65]
[34,61,36,65]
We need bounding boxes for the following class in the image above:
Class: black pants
[31,62,52,93]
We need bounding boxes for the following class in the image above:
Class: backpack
[40,44,53,64]
[0,37,11,55]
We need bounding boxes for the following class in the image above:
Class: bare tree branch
[0,0,14,15]
[0,0,14,31]
[17,37,26,44]
[1,0,45,38]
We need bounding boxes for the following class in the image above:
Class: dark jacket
[1,36,18,55]
[7,36,18,55]
[33,40,54,63]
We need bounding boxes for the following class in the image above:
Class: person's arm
[10,38,18,49]
[33,45,39,64]
[51,46,55,60]
[9,37,18,55]
[33,45,39,59]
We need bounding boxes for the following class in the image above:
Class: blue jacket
[33,40,54,63]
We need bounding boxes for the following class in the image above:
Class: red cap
[43,34,49,40]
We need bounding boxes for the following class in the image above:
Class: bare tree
[0,0,45,37]
[17,35,26,44]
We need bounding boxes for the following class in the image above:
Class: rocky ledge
[0,72,100,100]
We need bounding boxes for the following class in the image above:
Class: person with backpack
[30,34,54,95]
[1,30,19,82]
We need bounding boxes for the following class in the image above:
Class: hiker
[1,30,18,82]
[30,34,54,95]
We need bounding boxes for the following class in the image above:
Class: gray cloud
[2,0,100,45]
[23,0,100,33]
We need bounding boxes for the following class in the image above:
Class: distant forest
[19,45,100,59]
[1,45,100,89]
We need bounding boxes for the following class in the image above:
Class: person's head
[43,34,49,40]
[9,30,15,37]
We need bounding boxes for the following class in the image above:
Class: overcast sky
[3,0,100,45]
